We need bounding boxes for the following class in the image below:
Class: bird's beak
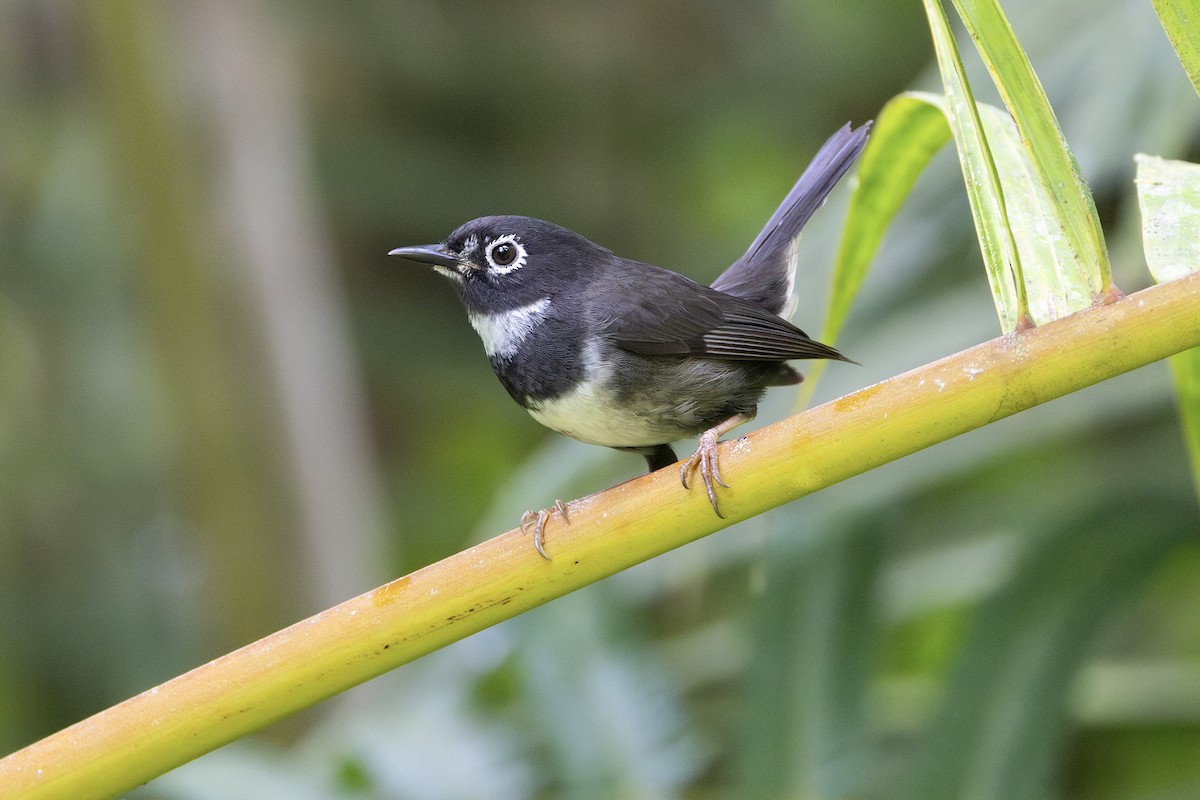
[387,244,459,268]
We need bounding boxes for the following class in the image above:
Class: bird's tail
[711,121,871,317]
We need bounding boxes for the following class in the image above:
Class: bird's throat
[467,298,552,361]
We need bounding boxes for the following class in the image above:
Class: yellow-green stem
[3,271,1200,800]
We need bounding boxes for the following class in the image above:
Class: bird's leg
[679,413,752,518]
[519,498,570,560]
[620,443,678,473]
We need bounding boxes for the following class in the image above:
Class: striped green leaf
[1152,0,1200,98]
[949,0,1112,296]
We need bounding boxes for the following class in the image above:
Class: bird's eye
[484,235,527,274]
[492,243,516,265]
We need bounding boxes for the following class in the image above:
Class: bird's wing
[598,266,851,363]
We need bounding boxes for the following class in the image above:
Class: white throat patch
[468,298,551,360]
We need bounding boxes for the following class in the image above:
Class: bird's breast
[468,297,588,404]
[470,303,674,446]
[523,339,700,448]
[465,300,771,448]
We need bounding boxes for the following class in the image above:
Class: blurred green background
[2,1,1199,798]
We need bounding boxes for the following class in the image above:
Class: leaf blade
[950,0,1113,295]
[1135,153,1200,283]
[923,0,1027,331]
[1152,0,1200,98]
[821,95,952,346]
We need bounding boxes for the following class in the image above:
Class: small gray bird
[391,122,869,557]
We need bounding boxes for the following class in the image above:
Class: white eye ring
[484,234,527,275]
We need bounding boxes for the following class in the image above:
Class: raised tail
[711,121,871,316]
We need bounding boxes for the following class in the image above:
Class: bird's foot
[678,413,751,518]
[519,498,570,560]
[680,429,730,518]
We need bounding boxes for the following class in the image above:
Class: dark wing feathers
[601,288,721,354]
[599,265,852,363]
[700,304,852,362]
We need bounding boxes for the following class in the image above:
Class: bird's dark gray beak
[387,244,459,268]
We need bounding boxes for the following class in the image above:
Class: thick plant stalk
[2,271,1199,800]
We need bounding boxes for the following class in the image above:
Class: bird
[390,121,870,558]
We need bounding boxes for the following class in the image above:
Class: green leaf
[975,104,1096,321]
[821,97,950,347]
[949,0,1113,295]
[1152,0,1200,98]
[1136,152,1200,502]
[1135,154,1200,283]
[923,0,1028,331]
[822,89,1098,345]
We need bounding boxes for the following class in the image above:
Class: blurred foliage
[1,0,1198,798]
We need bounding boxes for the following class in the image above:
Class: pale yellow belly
[526,380,687,447]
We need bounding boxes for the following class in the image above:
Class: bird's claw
[680,430,729,518]
[520,499,570,559]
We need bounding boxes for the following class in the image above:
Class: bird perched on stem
[391,121,870,558]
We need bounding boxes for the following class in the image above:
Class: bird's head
[389,215,608,311]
